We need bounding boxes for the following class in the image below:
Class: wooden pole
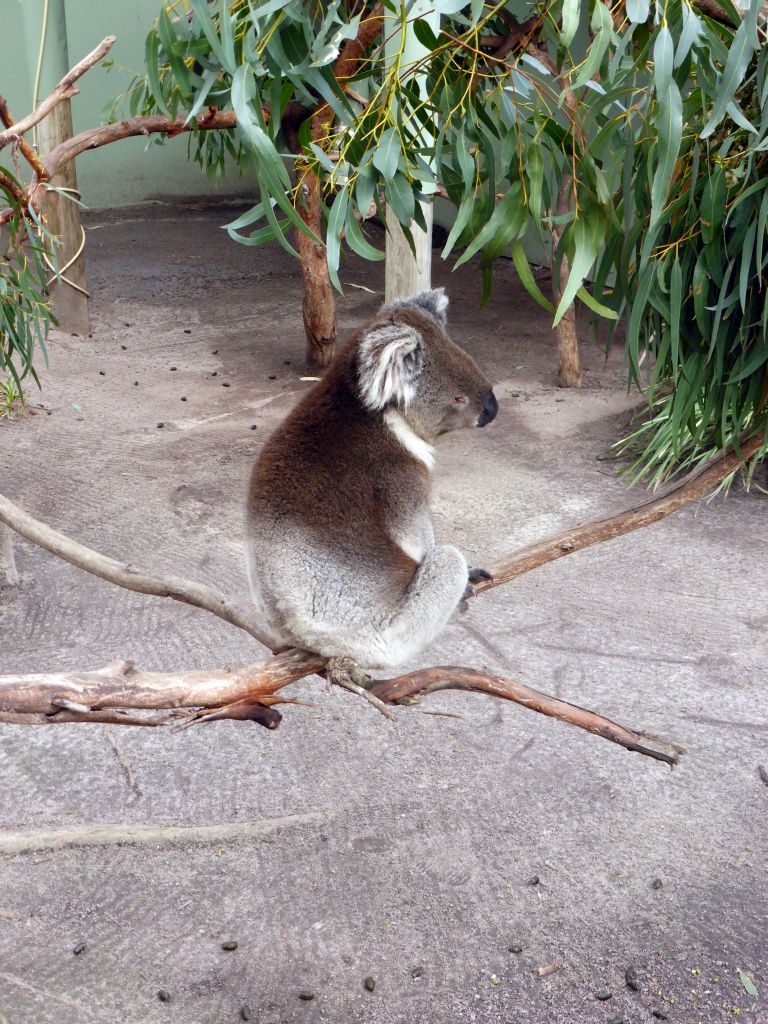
[384,2,437,302]
[21,0,89,336]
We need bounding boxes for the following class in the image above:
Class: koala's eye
[454,395,469,405]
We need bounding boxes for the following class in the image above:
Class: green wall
[2,0,247,209]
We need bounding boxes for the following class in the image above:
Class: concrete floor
[0,202,766,1024]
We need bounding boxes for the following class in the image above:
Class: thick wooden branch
[0,657,684,763]
[0,37,116,153]
[0,493,272,648]
[0,650,323,723]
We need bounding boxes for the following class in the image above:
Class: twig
[0,37,116,152]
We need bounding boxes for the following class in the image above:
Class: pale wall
[2,0,247,209]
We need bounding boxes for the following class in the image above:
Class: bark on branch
[2,435,762,761]
[0,36,116,153]
[0,493,271,647]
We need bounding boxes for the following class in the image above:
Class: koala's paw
[326,656,372,691]
[468,567,494,585]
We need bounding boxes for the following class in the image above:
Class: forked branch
[1,434,763,762]
[0,37,116,153]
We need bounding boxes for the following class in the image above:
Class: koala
[245,288,498,670]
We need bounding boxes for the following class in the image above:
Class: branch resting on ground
[1,435,763,763]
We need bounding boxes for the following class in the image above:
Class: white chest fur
[383,409,435,471]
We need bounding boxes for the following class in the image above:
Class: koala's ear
[382,287,449,328]
[358,322,425,411]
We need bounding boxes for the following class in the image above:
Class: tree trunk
[552,175,582,388]
[294,170,337,370]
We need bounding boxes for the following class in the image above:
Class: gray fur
[245,290,497,670]
[381,287,449,328]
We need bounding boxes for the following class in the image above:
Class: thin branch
[0,167,25,205]
[370,668,686,765]
[0,98,48,180]
[0,37,116,152]
[472,433,765,595]
[0,492,273,648]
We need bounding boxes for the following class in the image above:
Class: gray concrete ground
[0,202,766,1024]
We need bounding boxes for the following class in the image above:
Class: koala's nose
[477,390,498,428]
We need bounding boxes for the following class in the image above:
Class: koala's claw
[468,567,494,585]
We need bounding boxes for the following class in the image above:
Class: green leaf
[230,64,319,247]
[185,67,219,125]
[386,172,416,225]
[325,188,349,291]
[701,12,759,139]
[568,2,613,91]
[344,210,385,261]
[670,258,682,379]
[413,19,441,51]
[454,185,527,268]
[144,31,171,116]
[553,210,605,326]
[651,80,682,227]
[189,0,235,74]
[653,25,674,96]
[560,0,580,49]
[372,128,401,181]
[626,0,649,24]
[576,285,618,319]
[511,241,556,314]
[675,5,702,68]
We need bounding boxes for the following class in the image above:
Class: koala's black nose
[477,390,498,428]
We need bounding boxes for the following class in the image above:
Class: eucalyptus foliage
[0,173,53,399]
[130,0,768,481]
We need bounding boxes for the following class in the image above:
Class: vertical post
[0,524,20,587]
[21,0,89,336]
[384,1,438,303]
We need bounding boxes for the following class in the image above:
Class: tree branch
[1,434,762,759]
[0,493,273,648]
[472,433,765,595]
[0,98,48,181]
[0,37,116,152]
[370,668,686,765]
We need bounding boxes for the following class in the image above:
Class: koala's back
[245,342,427,653]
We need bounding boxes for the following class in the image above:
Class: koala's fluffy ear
[382,287,449,328]
[358,322,425,411]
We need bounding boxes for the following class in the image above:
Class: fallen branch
[0,493,272,647]
[474,433,765,594]
[2,436,762,759]
[370,668,685,765]
[0,37,116,153]
[0,655,684,764]
[0,651,323,728]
